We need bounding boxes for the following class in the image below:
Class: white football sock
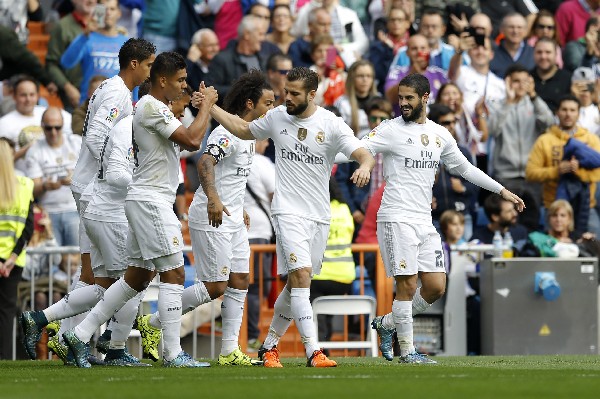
[392,300,414,357]
[290,288,319,358]
[263,288,292,350]
[57,279,89,343]
[148,281,211,329]
[158,282,184,361]
[412,288,431,315]
[44,284,105,322]
[381,313,395,329]
[109,290,145,350]
[220,287,247,355]
[74,278,137,343]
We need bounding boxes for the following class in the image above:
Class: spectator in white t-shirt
[0,75,73,172]
[25,107,80,247]
[245,138,276,351]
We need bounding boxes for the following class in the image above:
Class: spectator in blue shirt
[60,0,128,104]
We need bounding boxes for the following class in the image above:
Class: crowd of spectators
[4,0,600,356]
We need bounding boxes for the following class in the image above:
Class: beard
[401,101,424,122]
[286,100,309,116]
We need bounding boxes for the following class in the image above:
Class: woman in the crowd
[266,4,295,54]
[334,60,378,138]
[527,10,563,68]
[436,82,488,159]
[0,138,35,359]
[309,34,346,106]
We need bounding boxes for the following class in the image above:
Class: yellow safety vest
[314,200,356,284]
[0,175,34,267]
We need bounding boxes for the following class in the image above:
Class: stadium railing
[11,243,390,360]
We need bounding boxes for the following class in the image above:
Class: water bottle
[503,231,514,258]
[492,230,503,258]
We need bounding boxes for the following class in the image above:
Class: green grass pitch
[2,356,600,399]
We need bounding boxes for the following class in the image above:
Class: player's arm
[197,152,230,227]
[349,147,375,188]
[106,129,132,188]
[86,93,127,159]
[170,85,218,151]
[209,105,255,140]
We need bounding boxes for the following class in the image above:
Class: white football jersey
[126,94,183,204]
[85,115,134,223]
[188,126,255,232]
[249,105,362,223]
[362,118,470,225]
[71,75,133,194]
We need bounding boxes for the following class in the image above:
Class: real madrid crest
[421,134,429,147]
[435,136,441,148]
[297,128,307,141]
[399,259,407,269]
[316,131,325,144]
[172,236,180,247]
[221,266,228,276]
[289,253,297,263]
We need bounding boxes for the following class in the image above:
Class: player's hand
[243,209,251,231]
[352,210,365,224]
[207,196,230,228]
[350,167,371,188]
[201,84,218,107]
[500,188,525,212]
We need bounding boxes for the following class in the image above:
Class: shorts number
[435,250,444,269]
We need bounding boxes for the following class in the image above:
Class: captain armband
[205,144,225,164]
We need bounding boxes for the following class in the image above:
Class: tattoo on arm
[198,155,218,199]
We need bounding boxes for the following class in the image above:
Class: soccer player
[366,73,525,363]
[136,70,274,366]
[61,52,218,368]
[205,66,375,368]
[20,38,156,362]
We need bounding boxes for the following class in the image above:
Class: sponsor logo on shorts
[297,128,307,141]
[399,259,407,269]
[289,253,297,263]
[221,266,228,276]
[421,134,429,147]
[316,131,325,144]
[172,237,180,247]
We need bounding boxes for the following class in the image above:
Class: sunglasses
[438,120,455,127]
[368,115,390,123]
[536,24,555,30]
[43,125,62,131]
[278,69,290,75]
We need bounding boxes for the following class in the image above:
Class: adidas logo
[280,128,288,135]
[407,138,413,144]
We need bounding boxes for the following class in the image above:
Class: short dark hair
[266,53,292,72]
[483,194,509,220]
[586,16,599,32]
[505,63,530,78]
[421,8,445,22]
[12,75,39,93]
[558,94,581,110]
[534,37,557,50]
[398,73,430,97]
[287,66,319,92]
[138,80,151,97]
[365,97,392,116]
[150,52,186,85]
[428,104,454,123]
[119,38,156,71]
[223,69,272,117]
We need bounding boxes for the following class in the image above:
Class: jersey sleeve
[440,131,471,170]
[143,100,182,140]
[361,121,390,156]
[248,110,274,140]
[106,118,133,188]
[85,89,131,160]
[204,129,236,163]
[333,117,364,158]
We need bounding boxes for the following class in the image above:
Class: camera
[465,26,486,47]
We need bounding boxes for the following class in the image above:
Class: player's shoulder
[265,105,288,119]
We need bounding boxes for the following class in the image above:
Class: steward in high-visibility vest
[0,175,34,268]
[314,199,355,284]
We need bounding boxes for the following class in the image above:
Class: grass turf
[1,356,600,399]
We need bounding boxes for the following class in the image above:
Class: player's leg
[217,229,262,366]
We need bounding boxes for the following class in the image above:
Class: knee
[422,283,446,302]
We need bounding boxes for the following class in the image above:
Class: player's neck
[297,102,317,119]
[118,71,137,92]
[148,88,169,105]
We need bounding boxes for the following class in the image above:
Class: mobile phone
[93,4,106,29]
[465,26,485,47]
[325,46,337,67]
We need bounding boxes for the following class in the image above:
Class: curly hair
[223,69,272,117]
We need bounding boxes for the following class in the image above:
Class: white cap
[572,67,595,83]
